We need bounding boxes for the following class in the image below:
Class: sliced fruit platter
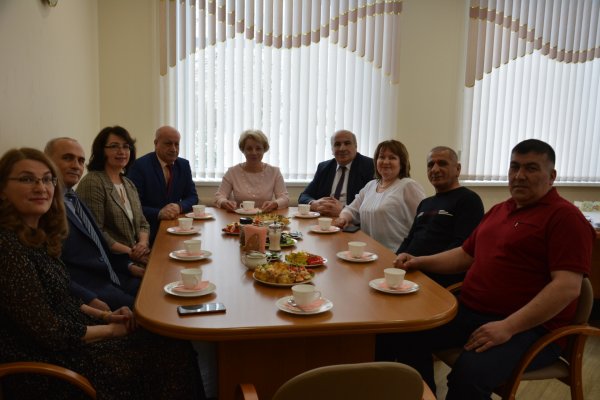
[285,251,327,267]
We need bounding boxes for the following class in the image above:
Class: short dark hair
[373,140,411,179]
[511,139,555,166]
[87,126,137,172]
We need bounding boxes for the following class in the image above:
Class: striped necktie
[64,191,121,286]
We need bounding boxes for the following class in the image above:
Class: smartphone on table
[177,302,226,315]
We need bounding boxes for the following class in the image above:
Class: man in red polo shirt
[376,139,595,400]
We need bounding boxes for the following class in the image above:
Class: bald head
[154,126,181,164]
[45,138,86,189]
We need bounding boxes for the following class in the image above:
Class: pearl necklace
[378,179,396,190]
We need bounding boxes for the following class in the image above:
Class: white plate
[167,226,201,235]
[276,296,333,315]
[294,211,320,219]
[336,250,378,263]
[235,208,261,215]
[309,225,341,234]
[185,212,214,220]
[369,278,419,294]
[252,272,314,287]
[169,249,212,261]
[163,281,216,297]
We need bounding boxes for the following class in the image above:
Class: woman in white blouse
[214,130,289,212]
[334,140,425,251]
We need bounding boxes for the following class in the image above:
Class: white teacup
[178,217,193,231]
[292,284,322,307]
[298,204,311,215]
[318,217,332,231]
[193,204,206,217]
[242,201,255,211]
[180,268,203,289]
[348,241,366,258]
[241,251,267,270]
[184,239,202,255]
[384,267,406,289]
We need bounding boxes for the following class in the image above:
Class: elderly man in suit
[45,138,141,311]
[127,126,199,243]
[298,130,374,217]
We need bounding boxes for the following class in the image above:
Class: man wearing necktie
[299,130,374,217]
[128,126,199,244]
[45,138,141,311]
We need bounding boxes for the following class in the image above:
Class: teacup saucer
[336,251,378,263]
[185,212,214,220]
[163,281,216,297]
[167,226,201,235]
[309,225,341,234]
[294,211,320,219]
[276,296,333,315]
[169,250,212,261]
[368,278,419,294]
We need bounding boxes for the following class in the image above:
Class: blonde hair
[0,148,68,258]
[238,130,270,152]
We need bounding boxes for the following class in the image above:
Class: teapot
[241,251,267,270]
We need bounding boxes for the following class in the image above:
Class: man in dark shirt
[397,146,484,287]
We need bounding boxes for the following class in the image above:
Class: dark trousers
[375,304,562,400]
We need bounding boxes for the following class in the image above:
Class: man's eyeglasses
[8,176,58,187]
[105,143,131,151]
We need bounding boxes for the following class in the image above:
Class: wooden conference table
[135,207,457,399]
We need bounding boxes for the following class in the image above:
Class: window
[158,0,403,181]
[461,0,600,184]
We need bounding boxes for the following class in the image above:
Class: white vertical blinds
[462,0,600,183]
[158,0,403,181]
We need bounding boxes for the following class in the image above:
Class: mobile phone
[343,225,360,233]
[177,302,226,315]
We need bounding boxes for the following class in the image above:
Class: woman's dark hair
[87,125,137,172]
[373,140,411,180]
[0,148,68,257]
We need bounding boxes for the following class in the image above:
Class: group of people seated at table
[0,121,595,400]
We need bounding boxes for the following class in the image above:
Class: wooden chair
[0,362,96,399]
[236,361,436,400]
[436,277,600,400]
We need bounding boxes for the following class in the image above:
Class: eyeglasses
[104,143,131,151]
[8,176,58,187]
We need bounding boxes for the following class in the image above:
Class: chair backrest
[272,362,424,400]
[573,277,594,325]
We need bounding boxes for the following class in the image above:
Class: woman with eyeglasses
[76,126,150,273]
[0,148,205,399]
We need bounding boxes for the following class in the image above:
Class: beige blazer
[76,170,150,248]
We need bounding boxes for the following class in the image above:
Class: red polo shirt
[461,188,595,331]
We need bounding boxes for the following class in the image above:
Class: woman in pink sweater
[214,130,289,212]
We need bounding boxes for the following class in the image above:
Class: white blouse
[339,178,425,251]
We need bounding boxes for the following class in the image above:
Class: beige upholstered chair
[436,277,600,400]
[0,362,96,399]
[236,361,436,400]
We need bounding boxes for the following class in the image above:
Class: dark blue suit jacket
[62,194,140,310]
[298,153,374,205]
[127,152,199,243]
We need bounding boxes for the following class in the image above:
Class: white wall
[0,0,99,155]
[1,0,598,209]
[98,0,157,155]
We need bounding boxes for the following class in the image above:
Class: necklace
[378,179,396,190]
